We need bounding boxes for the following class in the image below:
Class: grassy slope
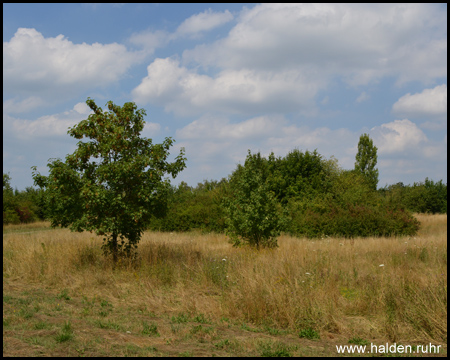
[3,214,447,357]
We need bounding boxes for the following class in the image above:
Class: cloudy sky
[3,3,447,191]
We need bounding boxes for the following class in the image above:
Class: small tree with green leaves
[3,173,19,224]
[223,151,286,249]
[355,133,379,190]
[32,98,186,263]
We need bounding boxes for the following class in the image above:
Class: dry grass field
[3,214,447,356]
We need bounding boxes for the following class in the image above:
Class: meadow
[3,214,447,357]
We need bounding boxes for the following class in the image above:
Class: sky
[3,3,447,191]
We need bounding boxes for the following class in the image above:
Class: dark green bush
[3,209,20,224]
[223,151,287,249]
[379,178,447,214]
[288,197,419,238]
[146,180,227,233]
[3,174,43,224]
[286,170,420,238]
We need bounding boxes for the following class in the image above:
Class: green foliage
[31,98,186,262]
[3,209,20,225]
[203,257,229,288]
[193,313,212,324]
[3,173,43,224]
[267,149,333,203]
[355,133,379,190]
[56,289,71,301]
[298,327,320,340]
[223,151,287,249]
[380,178,447,214]
[142,322,160,336]
[218,146,419,240]
[171,313,190,324]
[258,340,295,357]
[4,173,18,224]
[287,170,419,238]
[55,321,74,343]
[289,200,419,238]
[147,179,227,232]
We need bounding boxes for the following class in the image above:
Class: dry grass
[2,220,53,233]
[3,214,447,356]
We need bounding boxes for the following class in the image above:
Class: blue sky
[3,3,447,191]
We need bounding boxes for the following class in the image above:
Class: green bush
[287,170,419,238]
[15,204,38,223]
[288,197,419,238]
[146,180,227,233]
[3,174,46,224]
[3,209,20,225]
[379,178,447,214]
[223,151,287,249]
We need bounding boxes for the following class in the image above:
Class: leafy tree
[223,151,287,249]
[287,168,419,238]
[32,98,186,262]
[3,173,19,224]
[3,173,12,190]
[379,179,447,214]
[3,174,43,224]
[264,149,334,205]
[147,179,228,233]
[404,178,447,214]
[354,133,379,190]
[3,173,14,209]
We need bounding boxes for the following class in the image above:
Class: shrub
[15,205,37,223]
[379,179,447,214]
[146,180,227,233]
[298,327,320,340]
[287,170,420,238]
[223,151,287,249]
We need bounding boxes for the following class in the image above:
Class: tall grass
[3,214,447,343]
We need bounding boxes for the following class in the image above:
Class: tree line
[2,99,447,258]
[5,168,446,227]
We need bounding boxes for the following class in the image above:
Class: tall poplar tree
[354,133,379,190]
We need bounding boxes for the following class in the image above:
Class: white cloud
[132,4,446,118]
[183,4,446,85]
[371,119,428,155]
[8,114,78,139]
[5,101,161,142]
[72,102,92,115]
[356,91,370,103]
[176,114,284,140]
[392,84,447,120]
[128,29,170,55]
[176,9,233,37]
[175,114,359,185]
[129,9,234,52]
[142,122,161,137]
[132,57,321,116]
[6,103,94,139]
[3,28,142,98]
[3,96,46,114]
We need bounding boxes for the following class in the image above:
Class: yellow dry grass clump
[3,214,447,345]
